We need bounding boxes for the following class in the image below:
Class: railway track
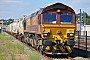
[75,36,90,51]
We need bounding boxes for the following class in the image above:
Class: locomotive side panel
[26,17,30,31]
[31,16,37,25]
[25,14,41,34]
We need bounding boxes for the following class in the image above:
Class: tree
[6,19,14,25]
[76,12,90,25]
[86,16,90,25]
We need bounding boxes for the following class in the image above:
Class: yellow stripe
[59,46,65,53]
[45,46,50,52]
[66,46,72,53]
[52,46,56,52]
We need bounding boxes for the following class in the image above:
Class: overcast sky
[0,0,90,19]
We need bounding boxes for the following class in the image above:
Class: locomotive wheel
[31,38,35,48]
[21,36,24,42]
[39,45,43,55]
[35,45,38,50]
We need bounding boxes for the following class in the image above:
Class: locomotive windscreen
[44,13,57,24]
[60,14,74,24]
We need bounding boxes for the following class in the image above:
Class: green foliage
[6,19,14,25]
[76,12,90,25]
[0,33,25,60]
[86,18,90,25]
[29,52,41,60]
[0,19,14,25]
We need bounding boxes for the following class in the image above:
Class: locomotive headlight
[70,33,74,36]
[43,33,50,37]
[67,33,74,37]
[57,9,60,13]
[43,33,48,36]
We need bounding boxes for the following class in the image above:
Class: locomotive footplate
[43,45,72,55]
[45,52,68,55]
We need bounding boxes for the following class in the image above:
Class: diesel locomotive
[6,2,76,55]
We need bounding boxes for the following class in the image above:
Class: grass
[29,52,42,60]
[0,46,6,60]
[0,32,45,60]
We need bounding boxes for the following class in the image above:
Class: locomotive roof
[29,2,75,18]
[43,3,75,13]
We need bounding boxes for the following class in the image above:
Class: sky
[0,0,90,19]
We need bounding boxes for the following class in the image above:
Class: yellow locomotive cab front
[39,5,76,54]
[41,24,75,54]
